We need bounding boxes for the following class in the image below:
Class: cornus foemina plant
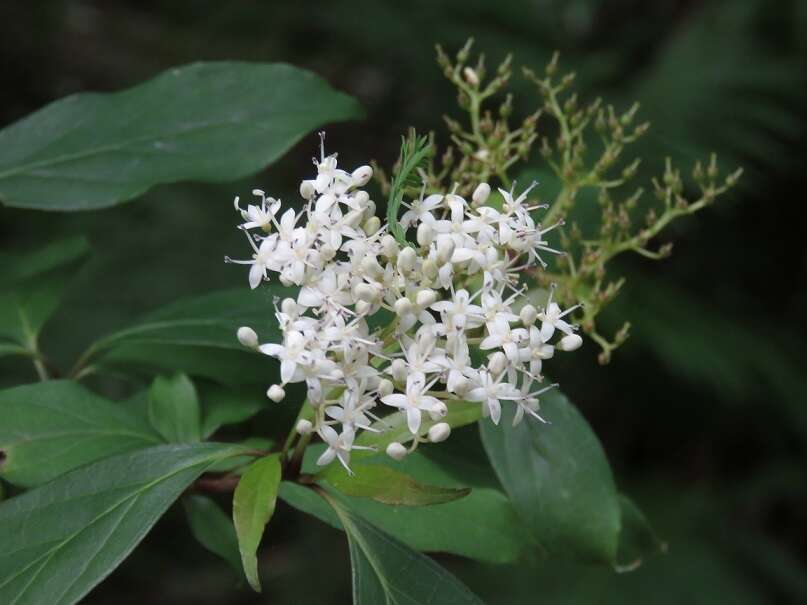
[228,134,581,473]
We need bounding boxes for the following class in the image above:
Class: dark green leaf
[148,372,202,443]
[232,454,281,592]
[480,388,622,564]
[0,442,246,605]
[0,62,363,211]
[289,447,526,564]
[0,380,161,487]
[0,236,90,348]
[183,495,243,578]
[278,481,343,530]
[86,287,293,383]
[616,495,667,572]
[316,461,470,506]
[200,383,266,438]
[325,495,485,605]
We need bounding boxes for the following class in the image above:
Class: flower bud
[452,375,470,396]
[417,222,434,247]
[351,165,373,186]
[428,401,448,420]
[520,304,538,326]
[559,333,583,352]
[416,288,437,307]
[421,259,438,280]
[472,182,491,205]
[436,238,455,264]
[381,234,399,259]
[296,419,313,435]
[397,246,417,273]
[237,326,259,348]
[299,179,316,199]
[281,298,297,316]
[363,216,381,234]
[394,297,413,316]
[386,442,408,460]
[463,66,480,87]
[267,384,286,402]
[390,358,407,383]
[353,283,377,303]
[427,422,451,443]
[488,351,507,376]
[355,299,372,315]
[378,378,394,397]
[352,190,370,208]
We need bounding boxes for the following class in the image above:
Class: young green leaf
[480,388,622,564]
[183,495,244,578]
[0,443,247,605]
[232,453,282,592]
[0,380,161,487]
[200,383,267,439]
[148,372,202,443]
[0,62,363,211]
[283,449,526,564]
[386,131,432,246]
[316,461,470,506]
[325,495,485,604]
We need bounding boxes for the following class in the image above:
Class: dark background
[1,0,806,603]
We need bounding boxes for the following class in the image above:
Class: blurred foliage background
[1,0,806,602]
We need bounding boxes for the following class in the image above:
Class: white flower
[467,370,521,425]
[381,375,443,434]
[316,425,355,473]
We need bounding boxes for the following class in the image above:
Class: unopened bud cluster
[228,139,581,473]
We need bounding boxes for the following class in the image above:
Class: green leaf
[148,372,202,443]
[316,461,470,506]
[232,454,281,592]
[183,495,243,578]
[0,380,161,487]
[615,495,667,572]
[200,383,266,438]
[287,447,526,564]
[0,62,363,211]
[278,481,343,530]
[0,236,90,348]
[480,388,622,564]
[85,286,293,383]
[0,442,246,605]
[325,495,484,605]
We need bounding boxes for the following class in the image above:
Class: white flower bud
[463,66,480,86]
[472,182,491,205]
[427,422,451,443]
[416,288,437,307]
[436,238,455,265]
[363,216,381,234]
[351,165,373,186]
[365,199,377,219]
[236,326,258,348]
[559,333,583,352]
[417,222,434,247]
[397,246,416,273]
[296,419,313,435]
[355,299,373,315]
[267,384,286,402]
[520,304,538,326]
[390,358,407,383]
[386,442,408,460]
[299,179,316,199]
[319,243,336,261]
[488,351,507,376]
[381,234,399,259]
[281,298,297,316]
[452,375,470,396]
[354,283,377,303]
[421,259,438,280]
[428,401,448,420]
[378,378,394,397]
[394,297,413,316]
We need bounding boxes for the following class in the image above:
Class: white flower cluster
[228,139,582,473]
